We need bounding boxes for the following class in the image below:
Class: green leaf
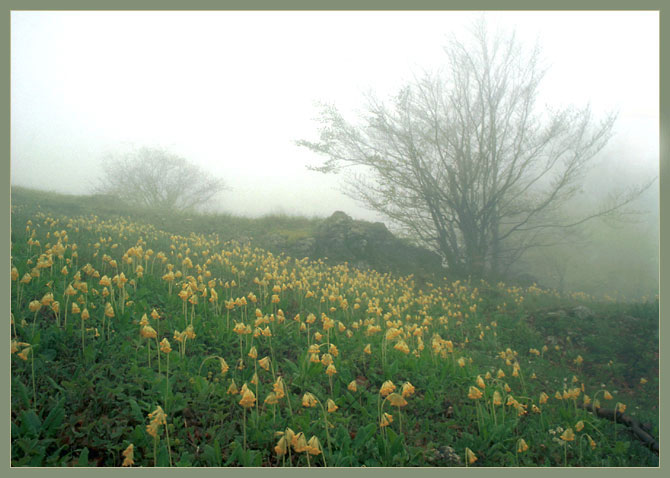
[42,397,65,435]
[77,447,89,467]
[20,410,41,437]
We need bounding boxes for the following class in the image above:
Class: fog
[10,11,659,297]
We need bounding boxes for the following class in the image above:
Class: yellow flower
[347,380,358,392]
[326,398,338,412]
[274,436,288,456]
[151,309,160,320]
[306,436,322,455]
[227,379,239,395]
[616,402,626,414]
[264,392,279,405]
[325,363,337,376]
[531,404,541,414]
[292,432,308,453]
[640,378,648,385]
[401,382,415,398]
[139,313,149,326]
[380,412,393,427]
[573,355,583,365]
[250,372,259,385]
[140,325,157,339]
[560,428,575,442]
[465,447,477,464]
[273,377,285,399]
[159,338,171,354]
[603,391,613,400]
[29,300,41,312]
[379,380,396,397]
[218,357,229,375]
[320,353,333,367]
[239,389,256,408]
[386,392,408,407]
[17,346,32,361]
[364,344,372,354]
[248,346,258,359]
[492,390,502,406]
[393,340,410,354]
[71,302,81,314]
[476,375,486,389]
[468,386,483,400]
[575,420,584,432]
[583,394,591,405]
[121,444,134,467]
[496,369,505,378]
[302,392,318,408]
[258,356,271,371]
[104,302,115,318]
[554,391,563,400]
[517,438,529,453]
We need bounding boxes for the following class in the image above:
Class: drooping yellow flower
[401,382,415,398]
[218,357,229,375]
[538,392,549,404]
[272,377,285,399]
[364,344,372,354]
[71,302,81,314]
[476,375,486,389]
[554,391,563,400]
[239,389,256,408]
[380,412,393,427]
[386,392,408,407]
[121,444,134,467]
[159,338,171,354]
[379,380,395,397]
[325,363,337,376]
[575,420,584,432]
[603,391,613,400]
[139,313,149,327]
[306,436,322,455]
[616,402,626,414]
[248,346,258,360]
[264,392,279,405]
[292,432,308,453]
[640,378,648,385]
[465,447,477,464]
[227,379,239,395]
[274,436,288,456]
[517,438,529,453]
[560,428,575,442]
[492,390,502,406]
[468,386,483,400]
[140,325,157,339]
[347,380,358,392]
[573,355,583,365]
[29,300,41,313]
[104,302,115,318]
[258,356,271,371]
[302,392,318,408]
[496,369,505,378]
[394,340,410,354]
[326,398,338,412]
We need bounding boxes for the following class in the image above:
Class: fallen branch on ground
[578,403,659,454]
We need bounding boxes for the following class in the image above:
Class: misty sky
[10,11,659,220]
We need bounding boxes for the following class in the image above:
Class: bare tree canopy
[298,19,651,280]
[96,146,227,212]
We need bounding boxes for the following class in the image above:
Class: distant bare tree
[299,19,649,280]
[96,147,226,212]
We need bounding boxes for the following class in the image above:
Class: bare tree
[298,19,649,280]
[96,146,227,212]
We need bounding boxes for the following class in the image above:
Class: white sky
[10,10,659,220]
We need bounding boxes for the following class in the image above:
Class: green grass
[10,187,659,467]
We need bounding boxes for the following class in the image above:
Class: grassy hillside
[10,187,659,466]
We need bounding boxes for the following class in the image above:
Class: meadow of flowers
[10,203,659,467]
